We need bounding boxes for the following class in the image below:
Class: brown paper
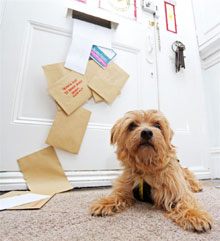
[46,107,91,154]
[0,191,52,210]
[91,91,104,103]
[43,61,104,103]
[42,62,71,87]
[85,60,104,102]
[47,71,92,115]
[42,62,71,110]
[17,146,73,195]
[88,61,129,104]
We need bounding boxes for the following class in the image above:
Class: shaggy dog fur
[90,110,213,232]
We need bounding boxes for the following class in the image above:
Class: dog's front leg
[165,192,213,232]
[90,168,135,217]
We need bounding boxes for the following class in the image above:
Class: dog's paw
[190,182,203,193]
[183,209,213,232]
[90,198,118,217]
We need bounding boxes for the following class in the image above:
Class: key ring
[172,41,185,52]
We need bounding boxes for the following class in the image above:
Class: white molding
[10,20,141,128]
[201,50,220,70]
[13,116,113,130]
[209,147,220,155]
[199,33,220,70]
[188,166,211,180]
[0,170,122,191]
[0,0,7,26]
[0,167,211,191]
[209,147,220,178]
[12,20,72,126]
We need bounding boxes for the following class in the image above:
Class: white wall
[192,0,220,177]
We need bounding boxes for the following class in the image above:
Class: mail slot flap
[66,1,120,28]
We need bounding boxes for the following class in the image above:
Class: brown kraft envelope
[17,146,73,196]
[42,62,71,88]
[88,61,129,104]
[47,71,92,115]
[42,62,72,110]
[0,191,52,210]
[46,107,91,154]
[85,60,104,102]
[43,61,103,103]
[91,91,104,103]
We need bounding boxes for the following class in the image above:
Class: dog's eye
[128,122,138,131]
[154,122,161,129]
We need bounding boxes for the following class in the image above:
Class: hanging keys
[172,41,186,72]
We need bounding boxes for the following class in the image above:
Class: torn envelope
[47,71,92,115]
[0,192,51,211]
[17,146,73,196]
[46,107,91,154]
[0,191,52,210]
[88,61,129,103]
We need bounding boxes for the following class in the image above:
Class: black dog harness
[133,180,154,204]
[133,159,180,203]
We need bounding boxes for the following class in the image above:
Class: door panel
[0,0,158,171]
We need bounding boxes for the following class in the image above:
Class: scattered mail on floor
[0,191,52,210]
[17,146,73,195]
[0,193,51,211]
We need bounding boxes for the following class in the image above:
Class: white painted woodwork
[155,0,211,173]
[192,0,220,69]
[0,0,212,190]
[192,0,220,178]
[0,0,158,174]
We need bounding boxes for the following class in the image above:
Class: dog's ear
[169,128,174,141]
[110,119,122,145]
[167,127,175,150]
[162,119,175,150]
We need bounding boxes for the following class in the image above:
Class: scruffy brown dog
[90,110,213,232]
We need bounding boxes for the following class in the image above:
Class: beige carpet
[1,186,220,241]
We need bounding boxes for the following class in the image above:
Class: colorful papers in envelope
[90,45,117,69]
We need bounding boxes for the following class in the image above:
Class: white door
[0,0,159,189]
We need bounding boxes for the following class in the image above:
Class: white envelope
[0,193,51,210]
[65,18,112,74]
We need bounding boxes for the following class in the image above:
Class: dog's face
[111,110,175,167]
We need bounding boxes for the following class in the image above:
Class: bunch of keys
[172,41,185,72]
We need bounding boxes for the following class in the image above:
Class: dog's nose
[141,129,153,140]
